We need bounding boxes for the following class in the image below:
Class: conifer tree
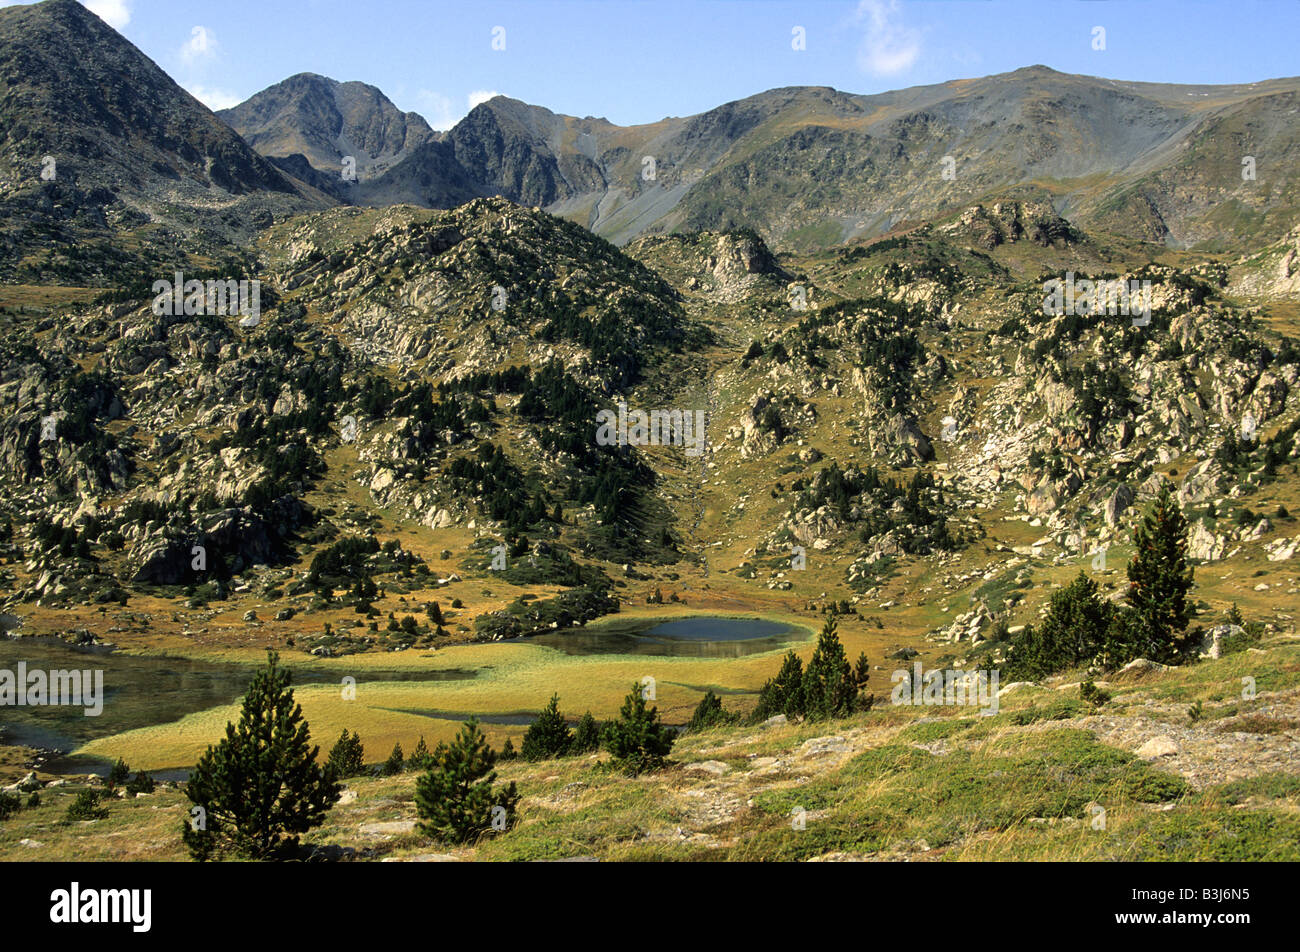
[182,651,339,860]
[325,729,366,779]
[853,652,871,690]
[414,719,519,844]
[752,650,804,721]
[686,690,734,731]
[1006,571,1116,679]
[1114,482,1198,665]
[106,758,130,790]
[801,617,860,719]
[500,737,517,760]
[572,712,601,752]
[407,735,433,771]
[126,769,155,796]
[603,683,675,775]
[383,742,405,776]
[521,693,573,760]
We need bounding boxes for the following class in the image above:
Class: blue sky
[16,1,1300,127]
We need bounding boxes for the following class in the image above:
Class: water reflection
[509,615,807,657]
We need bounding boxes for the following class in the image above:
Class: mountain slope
[0,0,330,283]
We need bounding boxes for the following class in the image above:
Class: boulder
[1027,480,1062,516]
[1103,484,1134,527]
[1199,624,1243,660]
[1135,736,1179,759]
[1188,521,1228,561]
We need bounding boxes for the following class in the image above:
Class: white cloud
[415,90,457,131]
[467,90,503,111]
[186,85,243,111]
[855,0,921,76]
[82,0,130,29]
[181,25,218,64]
[404,89,505,132]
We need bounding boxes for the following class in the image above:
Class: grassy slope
[3,639,1298,862]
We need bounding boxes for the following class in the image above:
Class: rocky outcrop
[1188,521,1228,562]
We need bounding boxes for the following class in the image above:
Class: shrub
[603,683,675,775]
[1080,679,1110,707]
[65,789,108,821]
[126,770,155,795]
[0,791,19,820]
[1123,771,1192,803]
[106,758,130,790]
[414,719,519,844]
[182,651,340,860]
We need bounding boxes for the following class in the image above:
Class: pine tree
[500,737,518,760]
[106,758,130,790]
[66,789,107,821]
[853,652,871,690]
[572,712,601,752]
[325,729,366,779]
[852,651,875,711]
[1114,482,1198,666]
[752,650,804,721]
[1006,571,1116,679]
[182,651,339,860]
[801,617,860,719]
[407,735,433,771]
[686,690,734,731]
[126,770,155,795]
[521,693,574,760]
[383,742,405,776]
[414,719,519,844]
[603,683,675,775]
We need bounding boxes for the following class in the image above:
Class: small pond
[509,615,807,657]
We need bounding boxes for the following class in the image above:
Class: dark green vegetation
[753,618,873,722]
[413,719,519,845]
[325,730,366,780]
[520,694,574,761]
[602,683,677,776]
[182,652,341,860]
[1005,484,1199,680]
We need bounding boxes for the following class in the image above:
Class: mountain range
[2,0,1298,287]
[3,0,1300,867]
